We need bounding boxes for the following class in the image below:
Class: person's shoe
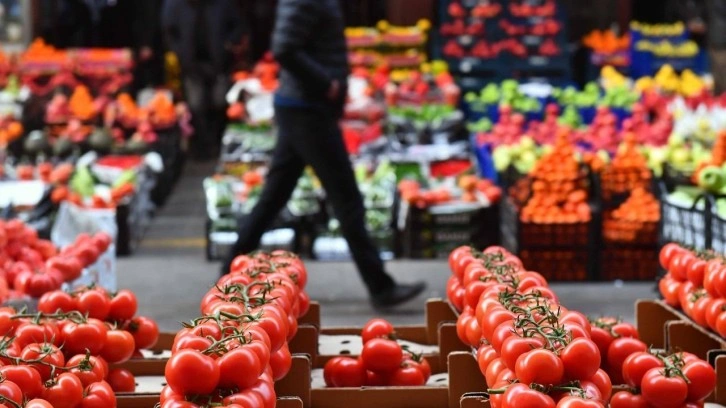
[371,281,427,310]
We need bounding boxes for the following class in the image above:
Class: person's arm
[272,0,334,97]
[161,0,181,54]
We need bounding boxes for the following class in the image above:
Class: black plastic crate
[501,198,596,281]
[400,203,500,258]
[658,181,711,251]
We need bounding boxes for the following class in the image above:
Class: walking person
[222,0,426,309]
[162,0,246,161]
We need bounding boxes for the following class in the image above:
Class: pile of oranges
[519,131,591,224]
[601,133,652,200]
[604,188,660,242]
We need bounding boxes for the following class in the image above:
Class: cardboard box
[288,299,465,373]
[275,351,486,408]
[636,298,726,405]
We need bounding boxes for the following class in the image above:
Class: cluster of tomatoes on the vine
[446,245,718,408]
[0,284,159,408]
[659,243,726,338]
[323,318,431,388]
[160,251,310,408]
[0,219,112,300]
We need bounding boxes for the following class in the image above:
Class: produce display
[447,245,718,408]
[437,0,569,78]
[161,251,309,408]
[346,20,430,69]
[0,218,114,300]
[0,284,159,407]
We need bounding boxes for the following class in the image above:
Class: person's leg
[221,107,306,274]
[710,48,726,94]
[287,108,395,294]
[183,75,213,160]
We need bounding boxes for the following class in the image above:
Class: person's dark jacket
[707,0,726,49]
[162,0,245,75]
[272,0,350,106]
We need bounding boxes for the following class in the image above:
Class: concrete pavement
[117,161,656,332]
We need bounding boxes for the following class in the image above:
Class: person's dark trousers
[223,105,395,294]
[183,72,229,160]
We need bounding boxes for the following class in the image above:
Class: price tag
[529,56,549,66]
[523,36,543,46]
[459,59,474,73]
[458,35,474,46]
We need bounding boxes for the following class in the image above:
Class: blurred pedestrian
[162,0,246,161]
[706,0,726,93]
[132,0,165,91]
[222,0,426,310]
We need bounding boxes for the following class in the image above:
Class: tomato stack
[323,318,432,387]
[0,284,159,407]
[0,219,112,301]
[447,245,718,408]
[659,243,726,338]
[161,251,310,408]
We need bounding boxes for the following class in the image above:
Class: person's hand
[688,19,706,34]
[139,46,154,61]
[327,80,341,101]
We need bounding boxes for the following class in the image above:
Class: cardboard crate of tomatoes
[445,245,719,408]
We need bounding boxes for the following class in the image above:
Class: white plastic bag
[51,202,118,291]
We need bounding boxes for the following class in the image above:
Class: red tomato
[328,357,367,387]
[222,391,265,408]
[269,343,292,381]
[76,290,111,320]
[217,347,262,390]
[561,338,600,381]
[705,298,726,331]
[323,357,346,387]
[389,366,426,386]
[687,258,708,286]
[589,326,614,357]
[622,351,663,388]
[501,383,555,408]
[100,329,135,364]
[361,338,403,373]
[500,336,545,371]
[607,338,648,377]
[589,369,612,401]
[515,349,564,386]
[465,316,483,347]
[659,243,683,270]
[24,400,55,408]
[480,308,516,342]
[485,358,508,388]
[62,321,107,356]
[38,291,77,313]
[79,381,116,408]
[14,322,60,349]
[404,357,431,381]
[107,290,138,321]
[609,391,649,408]
[0,379,22,404]
[682,360,716,401]
[556,396,604,408]
[165,349,219,395]
[124,316,160,350]
[477,345,499,376]
[361,319,394,344]
[106,369,136,393]
[611,322,638,339]
[490,320,516,354]
[14,270,60,298]
[670,251,692,281]
[42,372,84,408]
[640,368,688,408]
[66,355,106,387]
[46,256,82,282]
[0,365,43,399]
[21,343,65,381]
[691,296,712,327]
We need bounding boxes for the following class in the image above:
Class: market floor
[117,161,659,332]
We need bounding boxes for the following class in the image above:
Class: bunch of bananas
[636,40,699,57]
[630,21,686,37]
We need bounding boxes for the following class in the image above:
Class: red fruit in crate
[448,2,466,18]
[467,21,485,36]
[443,40,465,58]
